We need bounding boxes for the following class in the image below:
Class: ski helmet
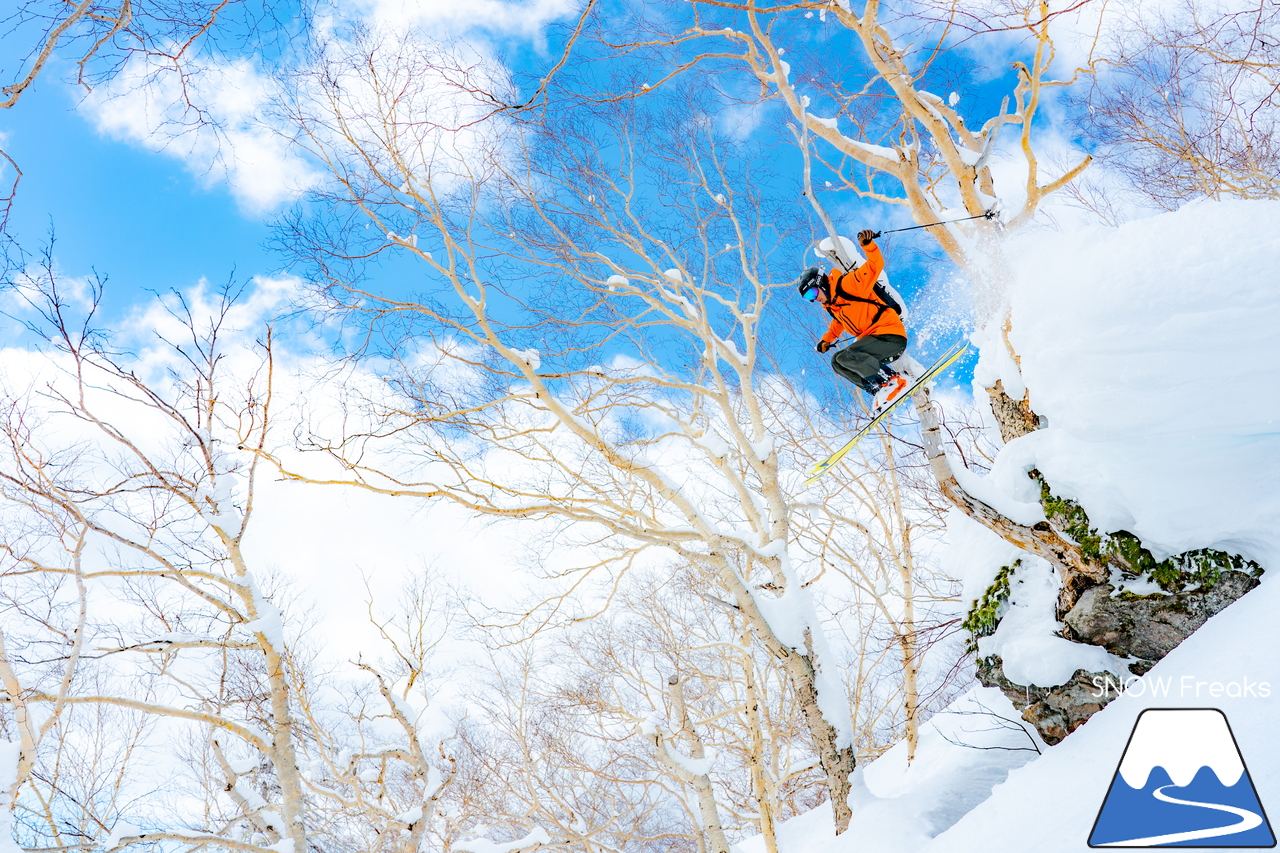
[797,267,823,301]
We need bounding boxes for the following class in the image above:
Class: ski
[803,342,970,486]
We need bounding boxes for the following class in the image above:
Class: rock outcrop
[1062,572,1260,662]
[976,658,1114,745]
[976,570,1261,743]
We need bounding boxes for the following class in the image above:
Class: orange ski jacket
[818,241,907,344]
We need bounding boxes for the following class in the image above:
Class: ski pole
[869,209,996,239]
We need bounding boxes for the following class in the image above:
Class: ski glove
[816,339,833,354]
[858,229,876,246]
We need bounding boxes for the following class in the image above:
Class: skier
[798,229,909,412]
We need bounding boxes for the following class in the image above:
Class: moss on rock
[1038,478,1262,593]
[961,560,1020,653]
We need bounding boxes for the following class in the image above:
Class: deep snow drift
[975,198,1280,568]
[741,199,1280,852]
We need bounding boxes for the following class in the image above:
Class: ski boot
[871,371,908,413]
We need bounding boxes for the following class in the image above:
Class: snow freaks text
[1092,675,1273,700]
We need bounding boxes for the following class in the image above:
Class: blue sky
[3,75,278,308]
[0,0,1103,391]
[0,2,597,326]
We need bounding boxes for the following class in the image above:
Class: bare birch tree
[444,564,825,853]
[587,0,1142,613]
[0,264,456,851]
[1084,0,1280,207]
[264,25,980,832]
[0,267,310,850]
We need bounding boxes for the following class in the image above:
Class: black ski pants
[830,334,907,393]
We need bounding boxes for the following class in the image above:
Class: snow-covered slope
[755,575,1280,853]
[742,199,1280,852]
[924,574,1280,852]
[734,687,1044,853]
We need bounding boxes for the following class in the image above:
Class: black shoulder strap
[831,271,890,326]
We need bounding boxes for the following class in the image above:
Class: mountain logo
[1089,708,1275,847]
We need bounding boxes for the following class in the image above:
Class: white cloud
[292,27,517,200]
[77,0,581,216]
[348,0,581,39]
[121,273,303,349]
[4,258,99,317]
[82,55,323,214]
[980,123,1164,230]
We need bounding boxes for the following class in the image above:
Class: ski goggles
[797,267,824,302]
